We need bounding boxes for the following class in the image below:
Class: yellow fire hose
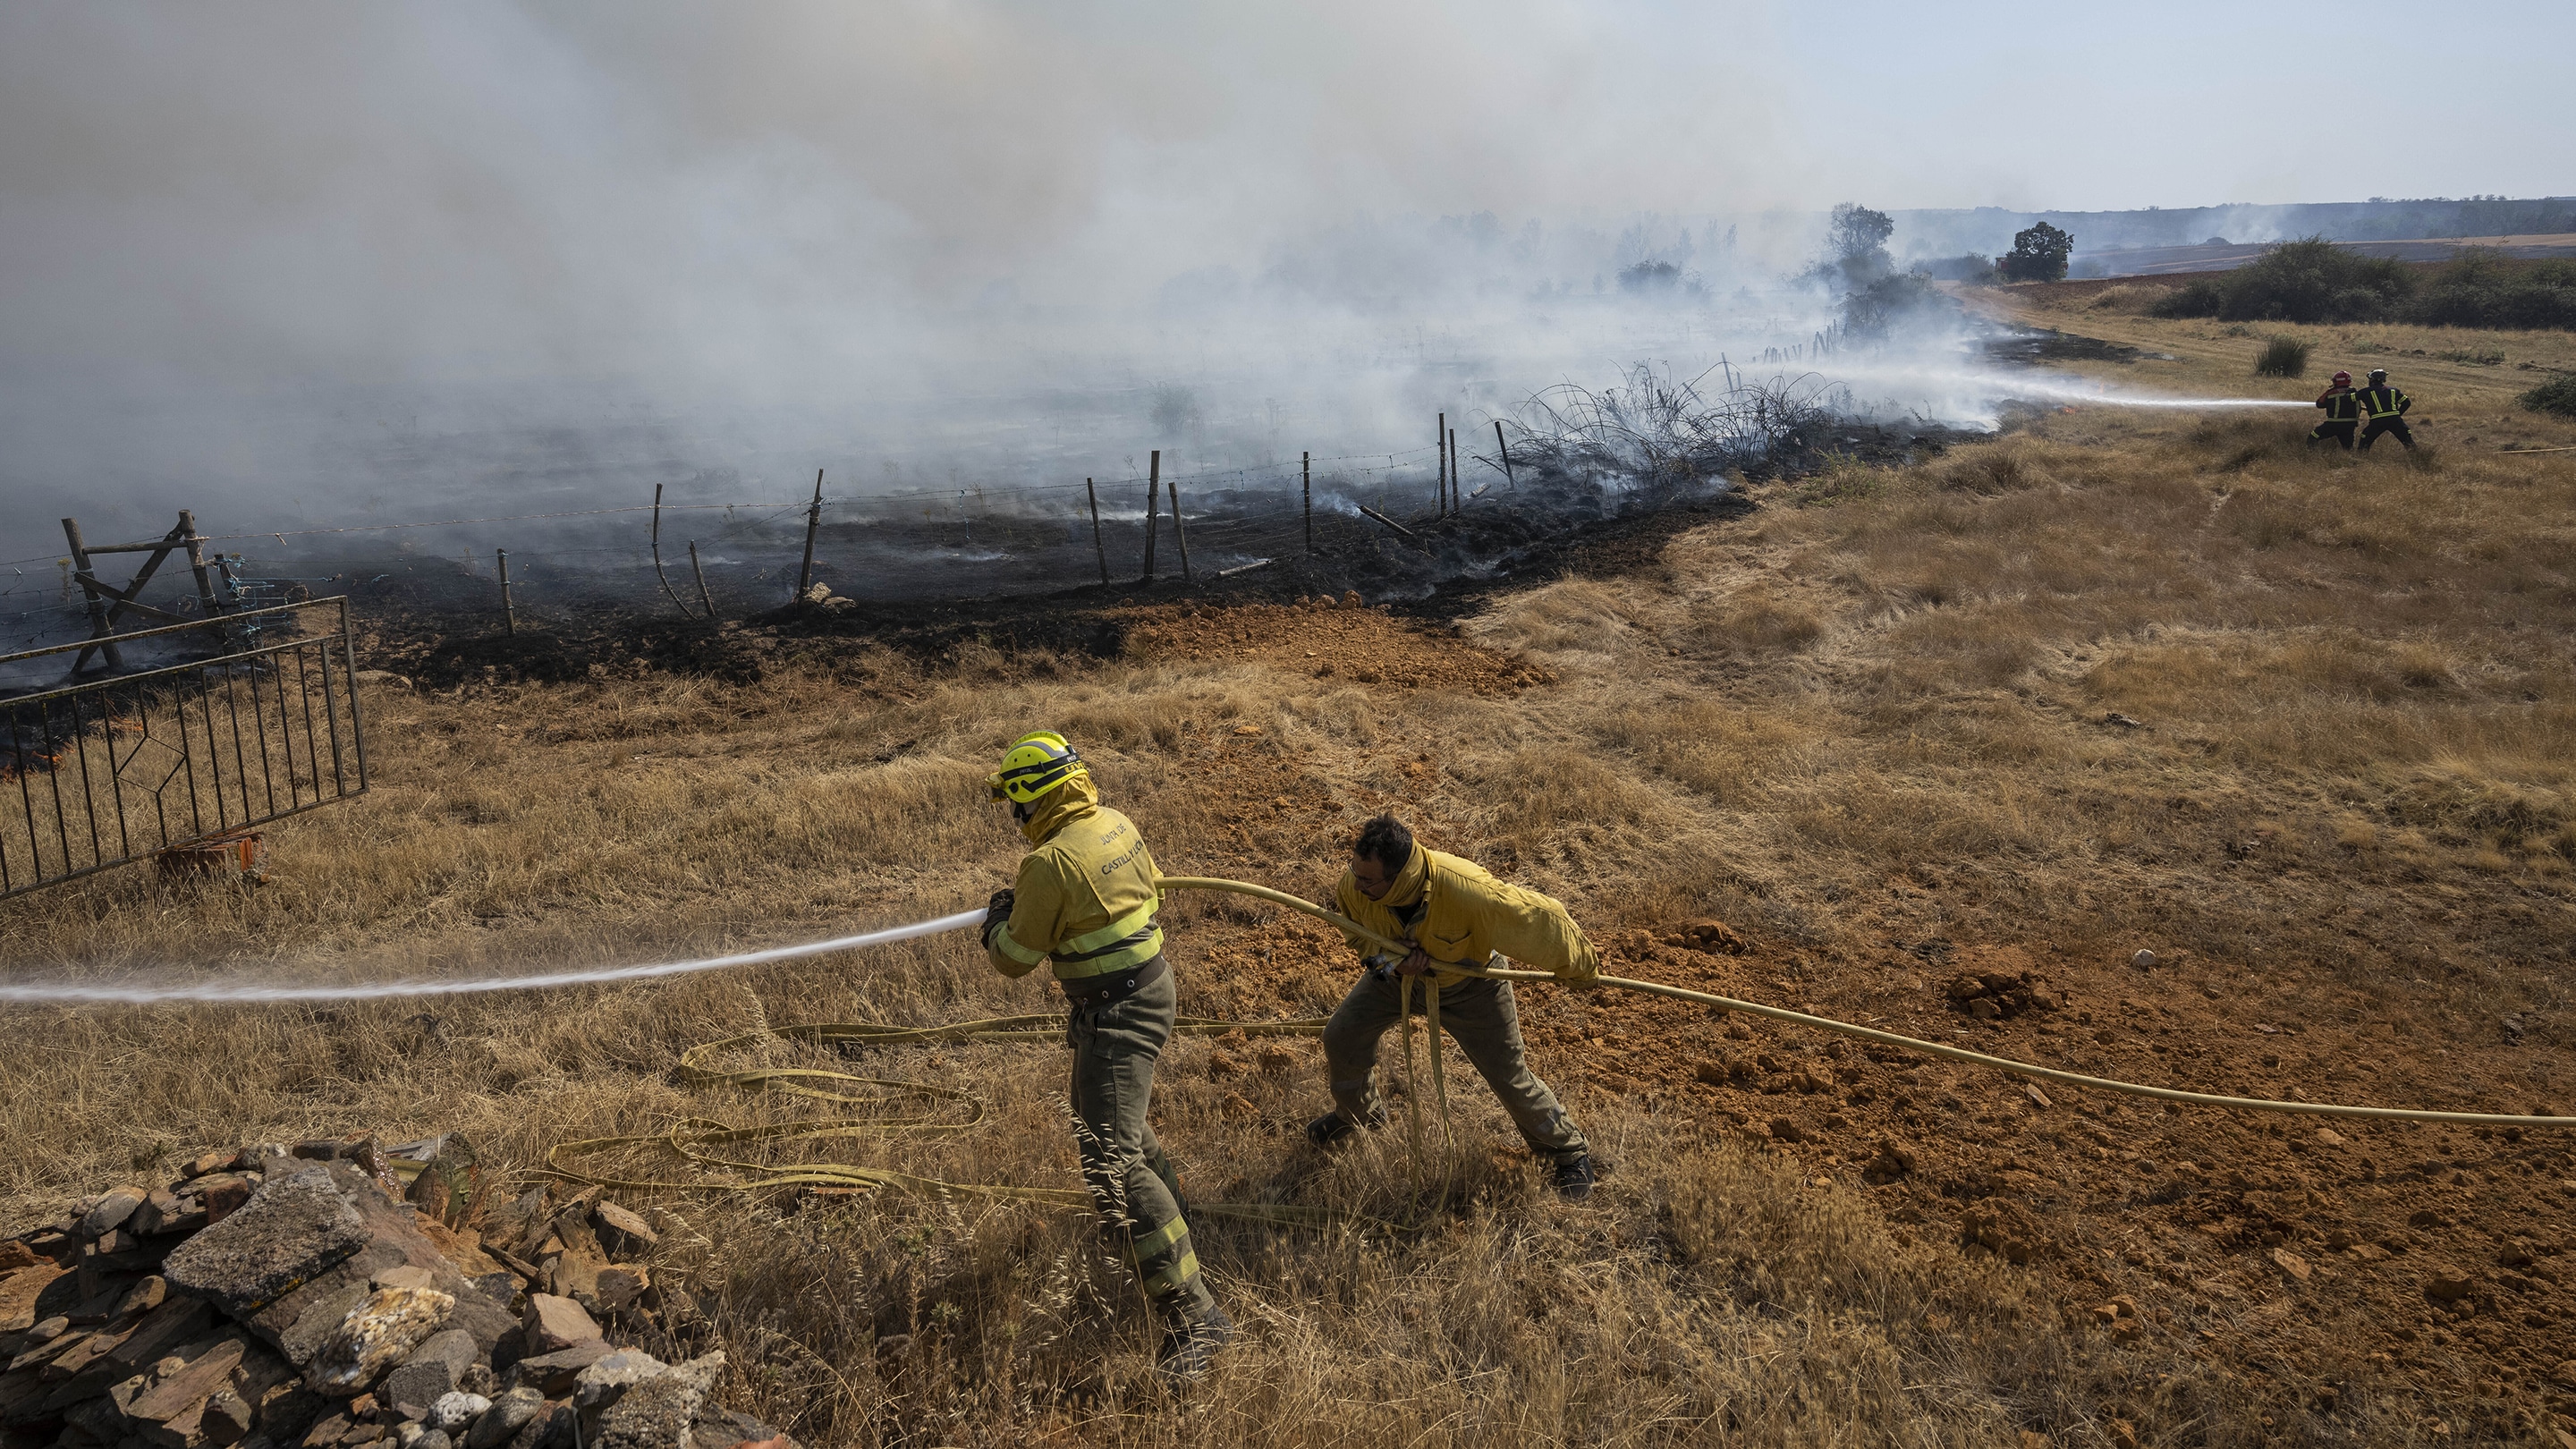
[1160,877,2573,1128]
[547,875,2575,1225]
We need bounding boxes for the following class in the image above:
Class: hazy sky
[1768,0,2572,212]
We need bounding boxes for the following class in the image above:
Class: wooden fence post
[1436,411,1447,515]
[496,549,516,636]
[1496,419,1515,489]
[650,485,694,618]
[689,542,715,619]
[795,468,823,602]
[1168,470,1192,583]
[1140,450,1161,582]
[59,518,122,673]
[1302,451,1313,555]
[179,511,221,626]
[1087,478,1109,586]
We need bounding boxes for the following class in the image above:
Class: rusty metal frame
[0,597,369,900]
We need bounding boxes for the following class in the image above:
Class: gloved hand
[982,887,1015,946]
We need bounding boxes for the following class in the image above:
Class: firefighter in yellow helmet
[1307,814,1603,1199]
[981,731,1232,1385]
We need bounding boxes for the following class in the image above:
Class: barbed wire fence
[5,357,1847,661]
[2,445,1499,656]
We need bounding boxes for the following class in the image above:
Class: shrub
[1842,271,1946,339]
[2521,372,2576,418]
[2411,252,2576,330]
[2148,237,2412,323]
[1619,259,1687,294]
[2086,284,2168,314]
[2253,336,2310,377]
[2150,279,2225,318]
[1919,253,1997,284]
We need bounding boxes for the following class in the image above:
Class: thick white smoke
[0,4,1852,562]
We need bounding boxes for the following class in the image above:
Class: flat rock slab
[508,1342,611,1396]
[308,1286,455,1394]
[592,1354,720,1449]
[521,1298,598,1358]
[382,1328,478,1418]
[164,1169,369,1317]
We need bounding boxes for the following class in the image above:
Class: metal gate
[0,597,369,899]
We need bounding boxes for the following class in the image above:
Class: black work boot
[1550,1153,1597,1201]
[1306,1112,1357,1148]
[1157,1298,1234,1388]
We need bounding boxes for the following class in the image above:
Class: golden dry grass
[6,313,2576,1444]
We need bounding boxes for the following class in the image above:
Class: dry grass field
[4,292,2575,1447]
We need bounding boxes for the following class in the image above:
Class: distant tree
[1822,203,1896,288]
[1999,223,2075,283]
[1828,204,1894,264]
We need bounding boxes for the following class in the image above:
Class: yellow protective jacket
[1331,843,1598,989]
[986,773,1165,982]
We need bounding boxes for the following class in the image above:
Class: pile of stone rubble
[0,1136,790,1449]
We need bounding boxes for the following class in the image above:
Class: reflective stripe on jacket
[2357,385,2410,419]
[2316,387,2360,422]
[987,773,1165,980]
[1332,843,1599,988]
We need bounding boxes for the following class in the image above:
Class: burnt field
[286,419,1967,691]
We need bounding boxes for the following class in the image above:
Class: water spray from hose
[0,909,986,1004]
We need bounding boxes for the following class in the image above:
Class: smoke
[0,3,2249,589]
[0,4,1817,552]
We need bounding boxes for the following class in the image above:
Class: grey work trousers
[1322,970,1588,1164]
[1064,961,1213,1315]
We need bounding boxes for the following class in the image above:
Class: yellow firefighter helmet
[987,730,1087,804]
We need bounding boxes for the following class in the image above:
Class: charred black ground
[335,420,1982,691]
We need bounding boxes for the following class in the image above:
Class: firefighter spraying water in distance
[980,731,1233,1385]
[2309,369,2360,449]
[1308,814,1605,1199]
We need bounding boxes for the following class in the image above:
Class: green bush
[2149,243,2576,330]
[2253,336,2310,377]
[2521,372,2576,419]
[2147,237,2413,323]
[2412,253,2576,330]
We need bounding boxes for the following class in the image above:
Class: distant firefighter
[2354,368,2417,451]
[2309,369,2360,449]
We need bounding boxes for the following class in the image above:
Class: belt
[1060,953,1167,1007]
